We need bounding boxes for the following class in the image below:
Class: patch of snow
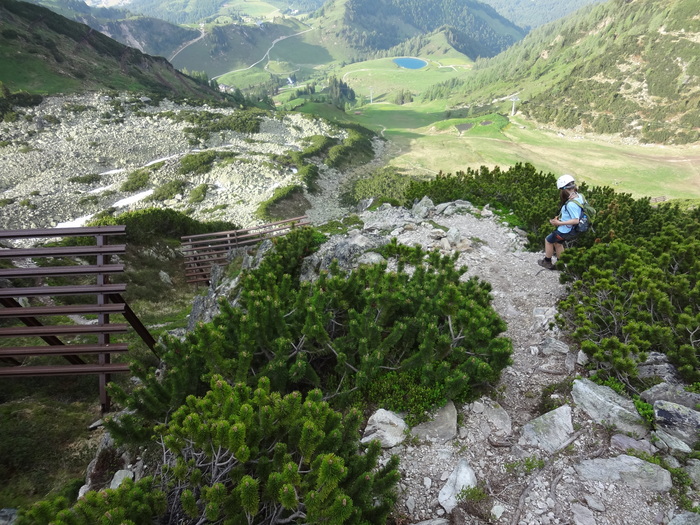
[146,155,178,166]
[111,189,154,208]
[56,214,95,228]
[88,185,113,194]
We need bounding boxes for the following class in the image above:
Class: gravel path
[301,191,690,524]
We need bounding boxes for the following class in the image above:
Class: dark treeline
[479,0,605,30]
[125,0,226,24]
[312,0,525,59]
[326,76,355,109]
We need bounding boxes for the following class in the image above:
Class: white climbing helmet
[556,174,575,189]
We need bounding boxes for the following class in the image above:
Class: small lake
[393,57,427,69]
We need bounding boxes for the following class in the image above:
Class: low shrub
[77,195,98,206]
[120,168,150,192]
[155,376,400,525]
[350,167,415,206]
[325,129,373,169]
[88,208,237,244]
[68,174,100,184]
[107,230,511,442]
[147,180,187,201]
[188,184,208,203]
[17,478,166,525]
[298,163,319,192]
[255,185,303,221]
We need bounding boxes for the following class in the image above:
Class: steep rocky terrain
[186,199,700,525]
[1,93,698,525]
[0,93,348,230]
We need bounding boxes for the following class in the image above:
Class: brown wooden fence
[181,216,310,285]
[0,225,156,412]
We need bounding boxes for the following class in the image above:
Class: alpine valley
[0,0,699,524]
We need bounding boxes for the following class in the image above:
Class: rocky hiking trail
[296,191,700,525]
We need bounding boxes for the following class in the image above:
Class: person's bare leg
[545,240,555,258]
[554,242,564,259]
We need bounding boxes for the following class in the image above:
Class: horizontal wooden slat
[181,216,307,242]
[185,264,222,275]
[0,323,129,337]
[184,249,232,260]
[0,363,130,376]
[0,343,128,357]
[0,283,127,298]
[185,256,229,268]
[187,274,211,284]
[0,304,125,318]
[183,240,264,259]
[0,245,126,259]
[0,264,124,279]
[182,222,311,250]
[0,226,125,239]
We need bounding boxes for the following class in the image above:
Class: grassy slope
[358,101,700,200]
[437,0,700,144]
[295,89,699,201]
[171,17,316,80]
[0,0,218,97]
[336,57,472,102]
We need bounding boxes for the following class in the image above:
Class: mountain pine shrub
[560,229,700,385]
[107,228,512,441]
[325,127,374,169]
[156,375,399,525]
[405,164,699,391]
[17,477,166,525]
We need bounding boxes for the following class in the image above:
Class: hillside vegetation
[11,164,700,523]
[426,0,700,144]
[308,0,526,61]
[406,165,700,386]
[170,17,319,79]
[0,0,219,97]
[23,0,201,58]
[119,0,315,24]
[479,0,605,29]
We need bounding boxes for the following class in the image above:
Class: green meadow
[348,101,700,201]
[239,35,699,202]
[223,0,282,18]
[336,57,471,101]
[294,95,699,201]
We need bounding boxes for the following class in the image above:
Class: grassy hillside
[84,16,199,59]
[295,97,699,202]
[170,18,320,80]
[329,56,472,104]
[479,0,605,29]
[122,0,324,24]
[24,0,200,58]
[427,0,700,144]
[307,0,526,61]
[0,0,221,97]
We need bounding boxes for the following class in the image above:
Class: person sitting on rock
[538,174,584,270]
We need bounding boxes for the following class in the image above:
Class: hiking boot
[538,258,555,270]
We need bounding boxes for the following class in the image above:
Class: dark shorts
[546,229,578,244]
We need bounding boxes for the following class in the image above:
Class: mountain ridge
[310,0,526,60]
[426,0,700,144]
[0,0,219,97]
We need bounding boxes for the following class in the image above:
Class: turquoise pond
[392,57,427,69]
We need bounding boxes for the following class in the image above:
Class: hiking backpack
[570,197,596,233]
